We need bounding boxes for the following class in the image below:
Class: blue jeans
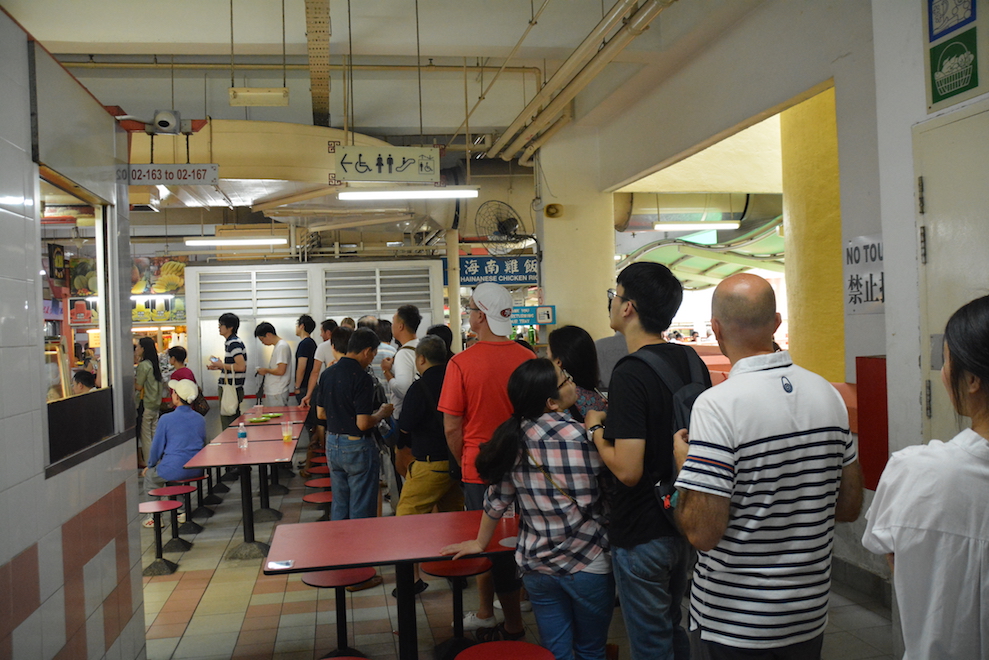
[524,569,615,660]
[326,433,380,520]
[612,536,690,660]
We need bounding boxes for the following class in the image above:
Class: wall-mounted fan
[474,200,533,255]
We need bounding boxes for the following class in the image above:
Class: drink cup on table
[281,421,292,443]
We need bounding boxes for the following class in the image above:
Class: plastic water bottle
[237,422,248,449]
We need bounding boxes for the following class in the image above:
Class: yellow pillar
[780,87,845,382]
[539,127,617,340]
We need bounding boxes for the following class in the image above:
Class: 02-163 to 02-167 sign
[117,164,219,185]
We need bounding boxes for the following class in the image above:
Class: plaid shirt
[483,411,609,576]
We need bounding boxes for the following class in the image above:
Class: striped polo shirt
[675,351,856,649]
[223,334,247,388]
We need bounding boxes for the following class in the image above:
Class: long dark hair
[548,325,600,391]
[476,359,559,484]
[138,337,162,382]
[943,294,989,413]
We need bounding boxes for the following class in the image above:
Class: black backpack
[619,346,711,521]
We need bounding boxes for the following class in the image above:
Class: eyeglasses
[465,305,482,313]
[557,369,574,390]
[607,288,637,312]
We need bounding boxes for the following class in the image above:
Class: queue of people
[129,266,987,660]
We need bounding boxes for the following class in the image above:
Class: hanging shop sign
[925,1,985,110]
[510,305,556,325]
[442,256,539,286]
[120,164,219,185]
[333,145,440,183]
[844,234,884,315]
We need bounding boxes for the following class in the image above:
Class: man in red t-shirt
[439,282,532,640]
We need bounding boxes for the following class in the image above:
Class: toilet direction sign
[334,145,441,183]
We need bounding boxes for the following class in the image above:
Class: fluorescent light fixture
[338,187,479,201]
[184,237,288,247]
[130,294,175,301]
[654,221,740,232]
[228,87,290,107]
[160,326,176,331]
[85,297,99,302]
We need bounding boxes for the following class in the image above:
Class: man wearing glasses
[439,282,533,641]
[585,262,710,660]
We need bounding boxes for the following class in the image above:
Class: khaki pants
[395,459,464,516]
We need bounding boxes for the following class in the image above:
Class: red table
[185,439,297,559]
[231,405,310,426]
[263,510,519,660]
[211,421,304,443]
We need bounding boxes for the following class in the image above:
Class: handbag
[219,373,239,416]
[191,390,210,417]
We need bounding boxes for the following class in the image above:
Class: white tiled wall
[0,10,144,660]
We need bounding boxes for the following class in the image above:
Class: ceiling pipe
[485,0,640,160]
[518,104,572,167]
[497,0,677,161]
[63,60,541,79]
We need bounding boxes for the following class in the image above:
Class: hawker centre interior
[0,1,984,659]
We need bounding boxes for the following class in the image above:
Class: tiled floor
[139,461,896,660]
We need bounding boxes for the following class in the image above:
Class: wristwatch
[587,424,605,434]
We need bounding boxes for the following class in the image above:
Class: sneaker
[391,579,428,598]
[475,622,525,643]
[461,611,497,632]
[142,516,156,528]
[176,513,187,524]
[494,598,533,612]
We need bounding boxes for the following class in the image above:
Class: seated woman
[862,294,989,658]
[141,379,206,527]
[442,358,613,660]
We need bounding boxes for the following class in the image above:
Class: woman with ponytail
[442,358,613,660]
[135,336,163,467]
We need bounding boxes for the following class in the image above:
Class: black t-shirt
[317,356,374,436]
[296,336,317,392]
[604,342,706,548]
[397,364,448,460]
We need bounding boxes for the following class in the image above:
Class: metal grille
[323,265,433,318]
[197,270,308,317]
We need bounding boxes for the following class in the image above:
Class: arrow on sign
[339,155,353,172]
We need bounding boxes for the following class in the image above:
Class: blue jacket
[148,405,206,482]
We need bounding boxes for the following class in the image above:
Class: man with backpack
[673,274,863,659]
[585,262,710,660]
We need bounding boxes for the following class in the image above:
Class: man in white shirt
[674,274,863,659]
[254,322,292,407]
[381,305,421,419]
[382,305,422,476]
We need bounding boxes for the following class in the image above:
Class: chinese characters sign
[844,235,884,315]
[442,256,539,286]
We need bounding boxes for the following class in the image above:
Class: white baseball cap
[472,282,514,337]
[169,378,199,404]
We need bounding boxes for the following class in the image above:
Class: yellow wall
[540,127,617,340]
[780,87,845,381]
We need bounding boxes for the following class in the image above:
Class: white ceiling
[8,0,778,205]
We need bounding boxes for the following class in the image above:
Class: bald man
[673,274,863,660]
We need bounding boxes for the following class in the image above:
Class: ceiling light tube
[653,221,740,232]
[338,187,479,201]
[184,237,289,247]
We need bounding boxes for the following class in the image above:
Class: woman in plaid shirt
[442,359,614,660]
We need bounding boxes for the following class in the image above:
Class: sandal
[391,579,428,598]
[475,622,525,643]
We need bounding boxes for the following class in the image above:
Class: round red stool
[422,557,493,658]
[310,455,328,464]
[148,485,199,547]
[170,475,213,519]
[302,490,334,521]
[456,641,553,660]
[306,465,331,476]
[304,477,333,489]
[139,500,183,576]
[302,568,377,658]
